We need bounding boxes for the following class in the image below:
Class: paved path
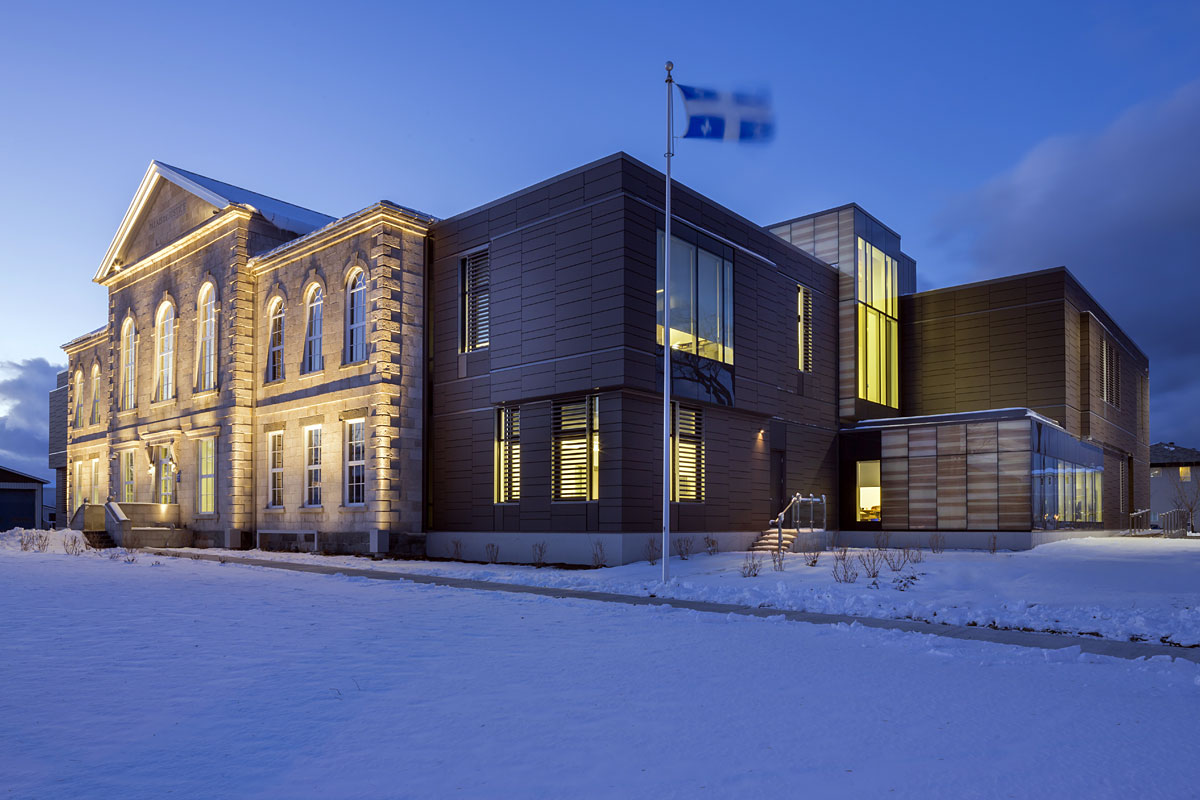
[147,549,1200,665]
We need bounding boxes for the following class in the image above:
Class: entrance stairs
[750,529,801,553]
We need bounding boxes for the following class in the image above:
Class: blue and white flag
[678,85,774,142]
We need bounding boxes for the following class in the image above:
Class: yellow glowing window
[797,286,813,372]
[496,406,521,503]
[672,403,704,503]
[552,398,598,501]
[856,460,881,522]
[855,237,899,408]
[1182,466,1192,482]
[656,231,734,365]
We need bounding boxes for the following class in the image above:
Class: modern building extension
[1149,442,1200,533]
[50,153,1150,561]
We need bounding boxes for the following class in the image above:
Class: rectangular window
[461,248,490,352]
[305,426,322,507]
[856,460,881,522]
[90,458,100,505]
[672,403,704,503]
[268,432,284,508]
[197,438,215,514]
[1182,466,1193,483]
[74,462,83,511]
[157,445,175,504]
[122,451,135,503]
[495,406,521,503]
[552,397,598,501]
[656,232,734,364]
[856,238,899,408]
[345,420,365,506]
[1102,338,1121,408]
[797,285,813,372]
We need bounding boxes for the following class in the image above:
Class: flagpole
[662,61,674,583]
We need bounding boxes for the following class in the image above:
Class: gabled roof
[0,465,49,484]
[1150,442,1200,466]
[95,161,336,282]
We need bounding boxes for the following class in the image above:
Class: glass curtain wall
[1031,422,1104,528]
[657,231,734,365]
[856,238,899,408]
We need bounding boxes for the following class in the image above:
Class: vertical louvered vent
[1102,338,1121,409]
[462,249,490,352]
[798,285,813,372]
[673,404,704,503]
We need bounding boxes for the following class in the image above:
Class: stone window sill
[298,506,324,513]
[192,388,218,399]
[263,507,286,513]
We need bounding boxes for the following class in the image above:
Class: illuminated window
[855,238,898,408]
[73,462,83,511]
[120,318,136,411]
[197,284,216,391]
[345,419,365,506]
[72,371,84,429]
[156,445,175,504]
[656,231,734,364]
[122,451,135,503]
[89,365,100,425]
[154,303,175,402]
[267,299,284,382]
[303,285,324,373]
[461,249,490,352]
[797,285,813,372]
[1101,338,1121,408]
[268,432,284,508]
[1182,466,1193,483]
[496,406,520,503]
[552,397,598,501]
[197,438,215,514]
[305,426,322,507]
[345,271,367,363]
[672,403,704,502]
[90,458,100,506]
[856,460,881,522]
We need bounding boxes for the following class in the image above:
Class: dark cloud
[935,79,1200,446]
[0,358,63,483]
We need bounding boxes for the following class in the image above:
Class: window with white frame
[157,445,175,504]
[460,248,490,352]
[122,451,135,503]
[303,286,323,373]
[197,284,216,391]
[197,438,215,514]
[120,318,136,410]
[268,431,284,508]
[154,303,175,402]
[89,458,100,505]
[305,426,322,506]
[345,271,367,363]
[267,300,284,382]
[72,371,84,429]
[89,365,100,425]
[345,419,365,506]
[73,461,83,511]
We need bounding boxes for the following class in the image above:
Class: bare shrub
[929,533,946,554]
[591,541,607,569]
[882,548,908,572]
[531,541,548,567]
[904,545,924,564]
[62,534,85,556]
[987,534,998,555]
[643,536,661,566]
[703,534,719,556]
[800,548,821,567]
[770,548,785,572]
[832,548,858,583]
[33,532,50,553]
[874,531,891,551]
[450,538,464,561]
[740,552,763,578]
[892,573,920,591]
[485,543,500,564]
[123,549,138,564]
[18,530,34,551]
[107,550,121,561]
[218,555,228,565]
[673,536,694,561]
[856,549,883,579]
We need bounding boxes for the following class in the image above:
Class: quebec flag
[678,85,774,142]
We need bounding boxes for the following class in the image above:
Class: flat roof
[768,202,903,241]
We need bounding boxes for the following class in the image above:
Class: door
[770,449,786,517]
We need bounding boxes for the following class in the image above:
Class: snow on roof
[155,162,336,235]
[61,326,107,351]
[1150,442,1200,466]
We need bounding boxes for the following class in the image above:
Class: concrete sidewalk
[147,549,1200,665]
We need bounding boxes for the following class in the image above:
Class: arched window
[197,284,216,391]
[72,371,84,429]
[345,271,367,364]
[89,364,100,425]
[154,303,175,402]
[303,285,323,373]
[120,318,136,411]
[267,299,284,382]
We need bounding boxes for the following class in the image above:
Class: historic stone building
[52,154,1150,561]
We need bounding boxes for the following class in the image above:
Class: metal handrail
[1129,508,1151,532]
[768,493,828,551]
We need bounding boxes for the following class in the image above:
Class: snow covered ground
[140,534,1200,648]
[1,544,1198,798]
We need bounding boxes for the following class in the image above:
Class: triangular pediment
[95,161,336,282]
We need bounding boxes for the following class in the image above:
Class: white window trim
[267,301,284,382]
[121,320,136,411]
[197,285,216,392]
[122,451,135,504]
[345,272,367,364]
[303,286,324,373]
[304,425,322,507]
[197,438,216,515]
[344,418,366,507]
[155,304,175,402]
[268,431,284,508]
